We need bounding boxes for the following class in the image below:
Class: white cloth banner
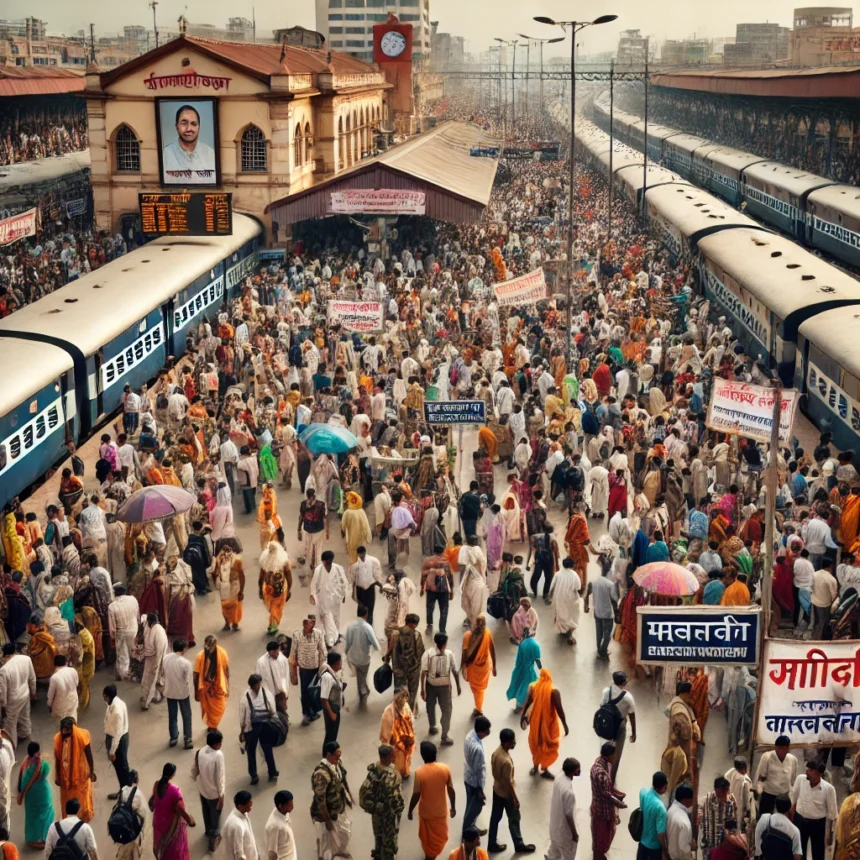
[492,268,548,307]
[329,189,425,215]
[706,379,798,445]
[757,639,860,746]
[0,208,38,246]
[327,300,384,333]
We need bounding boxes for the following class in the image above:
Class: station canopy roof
[267,121,501,225]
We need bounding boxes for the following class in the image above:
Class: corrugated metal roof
[0,66,85,98]
[655,65,860,80]
[267,121,501,223]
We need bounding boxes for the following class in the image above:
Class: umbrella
[632,562,701,597]
[116,485,196,524]
[299,423,359,455]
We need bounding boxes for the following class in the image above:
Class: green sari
[18,755,54,845]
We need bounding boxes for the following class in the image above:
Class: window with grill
[115,125,140,172]
[293,124,303,169]
[241,125,267,172]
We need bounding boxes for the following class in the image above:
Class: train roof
[661,133,711,155]
[0,337,74,418]
[0,213,262,357]
[698,228,860,320]
[615,164,687,194]
[798,308,860,380]
[645,183,763,234]
[701,146,768,173]
[0,150,90,194]
[741,161,835,197]
[630,121,679,142]
[807,184,860,216]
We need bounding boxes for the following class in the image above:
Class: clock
[380,30,408,58]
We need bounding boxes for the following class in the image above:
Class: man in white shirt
[319,653,344,756]
[265,790,296,860]
[600,670,637,781]
[810,558,838,640]
[0,643,36,747]
[0,729,13,835]
[666,784,694,860]
[191,730,227,853]
[371,384,387,423]
[112,769,148,860]
[115,433,140,484]
[755,735,798,816]
[222,791,259,860]
[240,675,279,785]
[349,546,383,625]
[46,798,98,859]
[420,631,461,746]
[547,757,579,860]
[310,551,349,649]
[108,584,140,681]
[256,642,291,714]
[121,385,141,436]
[755,794,801,859]
[47,655,80,722]
[141,612,168,710]
[793,550,815,628]
[103,685,131,799]
[160,639,194,751]
[789,760,837,859]
[804,513,838,569]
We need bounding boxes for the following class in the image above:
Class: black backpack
[108,785,144,845]
[593,690,625,740]
[627,807,644,842]
[51,821,86,860]
[247,690,289,747]
[759,820,796,860]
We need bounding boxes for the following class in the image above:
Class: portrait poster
[156,98,220,187]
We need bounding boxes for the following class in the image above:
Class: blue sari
[506,636,541,707]
[18,755,54,845]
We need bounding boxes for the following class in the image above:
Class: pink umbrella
[116,485,196,524]
[632,562,701,597]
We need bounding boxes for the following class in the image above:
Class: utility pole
[150,0,159,48]
[511,42,517,131]
[762,381,783,637]
[642,56,648,218]
[608,59,614,241]
[89,23,95,63]
[524,39,530,120]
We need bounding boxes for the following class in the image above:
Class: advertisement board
[327,301,385,334]
[707,379,798,445]
[424,401,487,425]
[156,97,220,187]
[493,268,548,307]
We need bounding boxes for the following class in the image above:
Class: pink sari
[152,782,189,860]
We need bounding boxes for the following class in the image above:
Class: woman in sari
[165,556,196,647]
[835,789,860,860]
[257,483,283,550]
[460,615,496,717]
[151,763,195,860]
[341,492,372,564]
[16,741,54,848]
[379,686,415,778]
[506,627,541,711]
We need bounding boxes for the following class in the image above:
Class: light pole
[535,13,618,363]
[609,59,614,241]
[518,36,564,119]
[495,38,519,145]
[511,40,520,130]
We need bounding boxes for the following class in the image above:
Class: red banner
[0,208,38,246]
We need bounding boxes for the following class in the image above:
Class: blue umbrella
[299,423,359,455]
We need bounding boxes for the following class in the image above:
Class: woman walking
[16,741,54,849]
[151,762,196,860]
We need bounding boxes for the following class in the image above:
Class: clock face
[380,30,407,57]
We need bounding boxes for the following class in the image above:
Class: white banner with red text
[327,300,385,334]
[492,268,548,307]
[706,379,798,445]
[328,189,426,215]
[756,640,860,746]
[0,208,39,246]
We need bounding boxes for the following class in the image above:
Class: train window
[29,399,38,414]
[845,373,860,402]
[0,444,5,473]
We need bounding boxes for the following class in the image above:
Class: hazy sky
[8,0,812,57]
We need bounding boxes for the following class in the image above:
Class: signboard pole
[761,382,782,638]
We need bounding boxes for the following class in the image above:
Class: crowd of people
[1,91,860,860]
[0,98,88,167]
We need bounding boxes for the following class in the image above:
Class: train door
[790,195,805,242]
[94,348,105,418]
[164,299,177,357]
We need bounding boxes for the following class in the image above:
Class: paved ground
[15,419,769,860]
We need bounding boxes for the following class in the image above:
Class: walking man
[140,613,168,710]
[600,671,636,782]
[0,643,36,747]
[789,760,837,860]
[409,741,456,860]
[387,612,425,711]
[350,546,383,625]
[103,684,131,799]
[547,758,580,860]
[256,641,291,714]
[46,799,98,860]
[239,674,279,785]
[590,743,627,860]
[463,716,491,837]
[265,790,296,860]
[191,729,226,853]
[222,791,258,860]
[345,604,380,707]
[107,584,139,681]
[584,561,619,659]
[420,632,461,747]
[298,488,328,571]
[47,655,79,723]
[487,729,535,854]
[320,652,344,755]
[290,615,326,725]
[360,744,405,860]
[163,638,194,749]
[112,769,147,860]
[310,551,349,648]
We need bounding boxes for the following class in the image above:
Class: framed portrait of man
[156,97,220,187]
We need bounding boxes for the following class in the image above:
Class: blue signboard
[470,146,500,158]
[258,248,287,262]
[424,400,487,425]
[636,606,761,666]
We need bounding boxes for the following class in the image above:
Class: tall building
[660,38,711,66]
[616,29,649,66]
[791,7,860,65]
[723,22,789,65]
[314,0,431,63]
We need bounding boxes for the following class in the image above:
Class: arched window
[293,123,303,169]
[240,125,267,172]
[304,122,312,164]
[115,125,140,172]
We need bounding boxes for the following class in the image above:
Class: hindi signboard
[706,379,798,445]
[0,208,38,246]
[636,606,761,667]
[139,193,232,236]
[493,268,548,307]
[757,640,860,747]
[328,189,426,215]
[424,401,487,425]
[326,300,384,334]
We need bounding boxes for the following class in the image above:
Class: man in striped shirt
[290,616,326,725]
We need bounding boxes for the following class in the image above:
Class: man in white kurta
[108,585,140,681]
[47,658,80,722]
[0,730,14,835]
[0,648,36,746]
[265,792,297,860]
[311,551,349,648]
[586,464,610,519]
[141,614,169,708]
[547,758,579,860]
[459,537,488,629]
[549,560,582,642]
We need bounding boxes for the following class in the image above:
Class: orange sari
[564,514,591,589]
[527,668,560,769]
[29,630,57,680]
[462,629,493,711]
[194,646,230,729]
[53,725,94,822]
[688,670,710,735]
[842,493,860,555]
[478,427,498,462]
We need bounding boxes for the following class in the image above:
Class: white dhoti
[51,694,79,724]
[461,571,487,628]
[3,695,31,747]
[303,530,326,570]
[549,571,582,635]
[114,630,137,680]
[140,655,165,706]
[547,839,577,860]
[319,604,341,649]
[315,814,352,860]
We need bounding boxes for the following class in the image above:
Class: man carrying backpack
[45,798,98,860]
[596,671,636,783]
[387,614,425,711]
[754,794,801,860]
[109,769,147,860]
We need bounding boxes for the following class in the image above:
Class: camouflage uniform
[361,761,404,860]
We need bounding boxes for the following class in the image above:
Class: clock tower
[372,18,414,115]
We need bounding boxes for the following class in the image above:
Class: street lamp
[518,35,564,118]
[494,37,519,144]
[535,13,617,364]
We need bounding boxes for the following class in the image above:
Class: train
[589,94,860,269]
[546,99,860,453]
[0,214,263,509]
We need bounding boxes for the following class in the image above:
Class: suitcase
[373,662,393,694]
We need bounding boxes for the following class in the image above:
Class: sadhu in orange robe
[194,645,230,729]
[461,625,494,713]
[564,513,591,592]
[526,668,561,771]
[54,723,94,822]
[842,489,860,556]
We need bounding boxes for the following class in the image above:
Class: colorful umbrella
[632,562,701,597]
[299,423,359,455]
[116,485,196,524]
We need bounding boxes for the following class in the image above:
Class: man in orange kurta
[564,507,591,592]
[720,571,751,607]
[520,668,568,778]
[842,487,860,555]
[478,427,499,463]
[27,622,57,681]
[409,741,456,860]
[54,718,95,822]
[461,617,496,715]
[193,635,230,729]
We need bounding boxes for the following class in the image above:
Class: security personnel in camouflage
[359,744,405,860]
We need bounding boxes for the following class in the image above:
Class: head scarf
[345,492,363,511]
